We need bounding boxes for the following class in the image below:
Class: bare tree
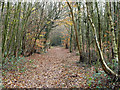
[86,2,120,79]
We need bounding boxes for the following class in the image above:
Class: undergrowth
[2,56,27,74]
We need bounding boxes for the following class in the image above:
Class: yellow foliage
[47,21,51,24]
[32,7,36,11]
[38,44,44,48]
[73,4,77,8]
[20,16,23,19]
[66,21,73,25]
[40,35,44,37]
[57,20,73,27]
[32,8,36,14]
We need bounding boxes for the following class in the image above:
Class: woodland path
[3,47,104,88]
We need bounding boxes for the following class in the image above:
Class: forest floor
[2,47,119,88]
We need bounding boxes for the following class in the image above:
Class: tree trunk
[86,2,120,79]
[70,26,73,53]
[2,2,9,57]
[77,2,83,52]
[118,19,120,75]
[1,2,4,58]
[67,2,82,61]
[118,1,120,77]
[107,2,118,62]
[95,2,102,51]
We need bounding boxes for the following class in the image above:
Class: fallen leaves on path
[2,47,118,88]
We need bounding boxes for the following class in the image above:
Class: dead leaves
[2,47,113,88]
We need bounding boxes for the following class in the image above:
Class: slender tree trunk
[118,1,120,76]
[86,2,120,79]
[70,26,73,53]
[67,2,82,61]
[86,16,91,64]
[107,2,118,62]
[95,1,101,71]
[2,2,9,57]
[113,2,118,45]
[96,2,102,50]
[77,2,83,52]
[21,3,33,56]
[13,2,21,57]
[1,2,4,58]
[118,21,120,75]
[83,5,86,52]
[104,3,112,60]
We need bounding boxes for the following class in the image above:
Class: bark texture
[86,2,120,79]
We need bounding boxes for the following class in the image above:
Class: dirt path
[24,47,82,88]
[3,47,99,88]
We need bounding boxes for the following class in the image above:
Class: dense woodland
[1,0,120,89]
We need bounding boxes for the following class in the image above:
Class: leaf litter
[2,47,119,88]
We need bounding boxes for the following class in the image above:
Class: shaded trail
[25,47,81,88]
[3,47,99,88]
